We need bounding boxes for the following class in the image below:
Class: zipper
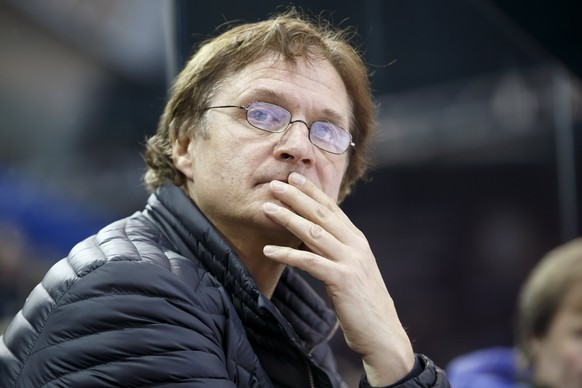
[304,358,316,388]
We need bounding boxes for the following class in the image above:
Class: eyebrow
[241,87,348,126]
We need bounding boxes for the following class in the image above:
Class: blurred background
[0,0,580,385]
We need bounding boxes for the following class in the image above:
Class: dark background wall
[171,1,581,380]
[0,0,580,385]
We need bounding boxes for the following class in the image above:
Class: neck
[241,250,286,299]
[226,232,296,299]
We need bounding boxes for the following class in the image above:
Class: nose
[273,121,315,166]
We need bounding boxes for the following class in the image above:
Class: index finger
[286,172,362,236]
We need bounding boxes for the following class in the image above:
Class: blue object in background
[447,347,532,388]
[0,166,113,259]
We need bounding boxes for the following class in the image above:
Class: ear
[172,136,194,179]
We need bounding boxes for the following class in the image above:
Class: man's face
[532,281,582,388]
[174,54,351,246]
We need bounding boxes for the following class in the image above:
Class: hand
[262,172,415,386]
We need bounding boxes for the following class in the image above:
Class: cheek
[330,158,349,188]
[564,331,582,361]
[536,323,582,370]
[319,163,347,200]
[198,142,262,185]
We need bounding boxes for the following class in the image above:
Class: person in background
[447,237,582,387]
[0,8,448,388]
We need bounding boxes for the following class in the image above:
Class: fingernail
[263,245,278,255]
[271,180,286,192]
[263,202,280,213]
[289,172,306,186]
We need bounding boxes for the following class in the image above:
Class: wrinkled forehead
[214,53,351,123]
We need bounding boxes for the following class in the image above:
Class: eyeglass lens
[245,102,351,154]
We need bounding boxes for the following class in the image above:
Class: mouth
[255,176,289,187]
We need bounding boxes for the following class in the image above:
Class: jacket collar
[145,183,338,352]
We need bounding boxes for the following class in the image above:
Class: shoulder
[43,212,224,324]
[36,214,206,307]
[0,214,235,387]
[68,213,171,274]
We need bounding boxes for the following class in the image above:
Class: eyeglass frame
[202,101,355,155]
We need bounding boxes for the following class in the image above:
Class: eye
[311,122,337,143]
[310,121,351,154]
[249,108,270,122]
[246,102,290,131]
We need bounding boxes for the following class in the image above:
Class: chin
[260,217,300,247]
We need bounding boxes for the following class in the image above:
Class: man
[0,10,449,387]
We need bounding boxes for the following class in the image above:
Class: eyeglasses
[204,101,355,155]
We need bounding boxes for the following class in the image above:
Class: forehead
[216,54,351,123]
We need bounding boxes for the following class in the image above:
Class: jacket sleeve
[0,247,241,387]
[359,354,451,388]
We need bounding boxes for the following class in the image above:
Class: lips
[255,174,291,187]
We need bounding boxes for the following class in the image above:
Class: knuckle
[325,197,337,210]
[309,223,324,239]
[303,253,318,267]
[316,203,329,219]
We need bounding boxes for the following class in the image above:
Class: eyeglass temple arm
[203,105,246,110]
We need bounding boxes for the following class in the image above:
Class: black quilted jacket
[0,183,448,387]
